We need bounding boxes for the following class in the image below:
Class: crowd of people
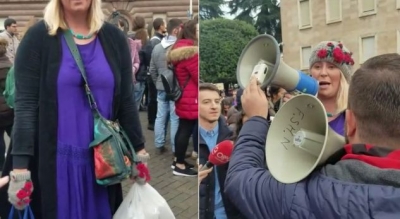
[0,0,198,218]
[1,0,400,218]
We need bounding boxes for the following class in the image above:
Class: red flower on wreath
[332,47,344,63]
[317,49,328,59]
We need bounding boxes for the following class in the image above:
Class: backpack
[136,40,155,82]
[161,64,190,101]
[3,66,15,108]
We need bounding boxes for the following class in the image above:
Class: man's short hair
[348,53,400,142]
[167,18,182,35]
[152,18,164,31]
[199,83,220,96]
[4,18,16,29]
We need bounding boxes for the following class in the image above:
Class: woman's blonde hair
[336,71,349,114]
[43,0,104,36]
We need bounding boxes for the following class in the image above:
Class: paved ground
[122,111,198,219]
[2,111,198,219]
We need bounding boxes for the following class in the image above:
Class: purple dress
[329,112,345,136]
[56,37,114,219]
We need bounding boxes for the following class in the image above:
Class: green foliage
[228,0,282,43]
[199,0,225,20]
[200,19,259,83]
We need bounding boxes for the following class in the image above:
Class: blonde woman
[283,41,354,136]
[0,0,149,218]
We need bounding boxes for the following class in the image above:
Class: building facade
[0,0,198,33]
[280,0,400,72]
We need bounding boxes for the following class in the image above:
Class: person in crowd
[0,0,149,218]
[198,83,244,219]
[0,38,13,172]
[146,18,166,131]
[283,41,354,136]
[266,85,286,116]
[0,18,19,63]
[130,15,148,110]
[149,18,183,155]
[110,14,140,87]
[225,54,400,218]
[226,88,243,131]
[221,97,233,120]
[167,19,198,177]
[231,89,237,106]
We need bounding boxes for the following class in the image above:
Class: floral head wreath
[316,42,354,66]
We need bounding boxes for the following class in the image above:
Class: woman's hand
[8,170,33,210]
[198,165,213,183]
[137,149,147,155]
[0,176,9,188]
[136,149,150,164]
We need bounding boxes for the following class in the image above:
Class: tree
[199,0,225,20]
[228,0,282,43]
[200,19,259,83]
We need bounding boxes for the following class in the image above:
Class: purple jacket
[225,117,400,219]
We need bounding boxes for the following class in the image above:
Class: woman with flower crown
[283,41,355,136]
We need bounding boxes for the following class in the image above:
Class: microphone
[200,140,234,171]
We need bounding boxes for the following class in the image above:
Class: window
[326,0,342,23]
[0,18,5,31]
[359,35,376,63]
[300,46,312,69]
[358,0,377,17]
[298,0,312,29]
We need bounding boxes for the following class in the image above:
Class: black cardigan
[10,20,145,218]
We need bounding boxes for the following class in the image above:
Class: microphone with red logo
[200,140,234,171]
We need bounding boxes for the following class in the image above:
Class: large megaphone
[266,94,345,184]
[237,34,318,95]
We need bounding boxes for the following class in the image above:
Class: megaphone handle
[279,91,302,111]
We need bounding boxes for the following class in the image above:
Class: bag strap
[63,30,102,118]
[169,64,190,90]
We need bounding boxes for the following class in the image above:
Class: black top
[9,20,144,218]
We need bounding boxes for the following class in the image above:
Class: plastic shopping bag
[113,183,175,219]
[8,206,35,219]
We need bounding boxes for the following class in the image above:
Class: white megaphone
[237,34,319,95]
[266,94,345,184]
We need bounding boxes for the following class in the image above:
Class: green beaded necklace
[68,29,94,40]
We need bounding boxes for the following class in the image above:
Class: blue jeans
[154,91,179,152]
[134,82,145,111]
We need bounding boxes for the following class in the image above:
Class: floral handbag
[64,30,141,186]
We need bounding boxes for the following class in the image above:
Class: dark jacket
[0,56,13,127]
[225,116,400,219]
[199,117,245,219]
[0,21,145,219]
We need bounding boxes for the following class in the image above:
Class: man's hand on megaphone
[241,76,269,119]
[282,93,294,103]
